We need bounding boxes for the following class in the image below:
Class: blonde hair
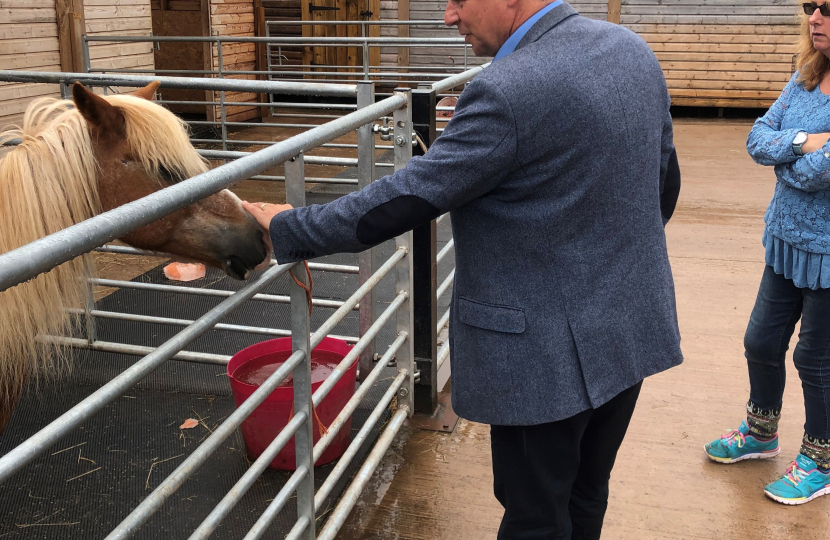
[0,92,206,408]
[796,8,830,90]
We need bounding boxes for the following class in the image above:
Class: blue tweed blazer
[271,3,683,426]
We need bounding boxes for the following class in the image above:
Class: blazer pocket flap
[457,296,526,334]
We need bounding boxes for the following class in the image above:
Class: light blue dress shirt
[493,0,563,61]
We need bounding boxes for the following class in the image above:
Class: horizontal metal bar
[313,334,406,463]
[437,268,455,299]
[197,150,393,169]
[188,412,307,540]
[242,464,310,540]
[0,93,406,293]
[66,308,311,340]
[85,36,465,45]
[0,262,291,485]
[437,238,454,264]
[91,278,351,310]
[314,370,407,509]
[438,341,450,371]
[249,175,359,186]
[0,70,358,97]
[283,516,310,540]
[42,336,232,365]
[106,349,307,539]
[316,406,410,540]
[312,292,407,410]
[431,63,490,94]
[436,212,449,225]
[310,248,406,351]
[92,246,360,274]
[437,308,450,335]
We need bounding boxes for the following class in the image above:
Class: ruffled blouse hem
[763,229,830,290]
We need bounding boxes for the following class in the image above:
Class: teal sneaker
[764,454,830,505]
[704,420,780,463]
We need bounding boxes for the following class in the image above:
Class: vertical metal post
[285,153,315,539]
[410,87,439,414]
[217,35,228,152]
[362,40,370,81]
[59,81,71,100]
[82,34,91,73]
[393,88,415,413]
[83,264,97,346]
[357,82,377,382]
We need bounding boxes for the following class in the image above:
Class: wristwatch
[793,130,808,156]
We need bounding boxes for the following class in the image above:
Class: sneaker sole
[703,445,780,464]
[765,485,830,505]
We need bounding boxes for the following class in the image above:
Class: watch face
[795,131,808,145]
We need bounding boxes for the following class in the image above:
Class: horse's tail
[0,98,99,417]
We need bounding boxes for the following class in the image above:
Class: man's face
[444,0,512,57]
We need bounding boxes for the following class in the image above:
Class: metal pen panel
[0,262,292,484]
[357,81,378,383]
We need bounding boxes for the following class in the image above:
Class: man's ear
[132,81,161,101]
[71,82,125,133]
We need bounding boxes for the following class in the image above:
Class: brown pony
[0,82,270,432]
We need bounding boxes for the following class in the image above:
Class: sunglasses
[804,2,830,16]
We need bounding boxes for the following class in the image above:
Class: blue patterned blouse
[747,72,830,289]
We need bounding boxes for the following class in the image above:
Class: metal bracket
[373,117,393,141]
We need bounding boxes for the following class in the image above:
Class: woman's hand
[242,201,293,231]
[801,132,830,154]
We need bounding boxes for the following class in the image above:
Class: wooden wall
[0,0,63,130]
[85,0,155,74]
[621,0,799,108]
[207,0,259,122]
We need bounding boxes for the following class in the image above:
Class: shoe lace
[783,462,807,487]
[722,429,746,449]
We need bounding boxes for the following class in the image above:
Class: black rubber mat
[0,159,454,539]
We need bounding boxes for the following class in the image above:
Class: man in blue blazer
[244,0,682,537]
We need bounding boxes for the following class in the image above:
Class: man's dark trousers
[491,382,643,540]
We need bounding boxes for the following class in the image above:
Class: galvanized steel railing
[0,71,416,539]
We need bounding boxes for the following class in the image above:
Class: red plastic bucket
[227,337,357,470]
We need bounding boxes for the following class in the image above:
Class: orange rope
[288,400,329,436]
[288,261,313,315]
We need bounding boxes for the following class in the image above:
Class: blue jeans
[745,265,830,439]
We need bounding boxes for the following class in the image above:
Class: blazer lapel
[515,2,578,51]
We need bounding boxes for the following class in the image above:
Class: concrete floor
[334,119,830,539]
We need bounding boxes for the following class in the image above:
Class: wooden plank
[662,69,793,82]
[665,78,786,91]
[87,42,155,60]
[624,24,799,34]
[0,0,56,6]
[211,2,254,14]
[0,52,61,70]
[654,52,794,62]
[624,6,800,15]
[88,53,155,70]
[621,15,799,24]
[669,96,775,107]
[398,0,410,68]
[658,61,795,72]
[86,17,153,33]
[86,0,149,5]
[84,5,152,19]
[0,82,62,101]
[1,38,60,55]
[647,42,796,54]
[0,8,57,24]
[638,33,799,44]
[623,0,797,5]
[608,0,621,23]
[0,23,58,41]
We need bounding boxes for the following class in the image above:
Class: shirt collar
[493,0,563,62]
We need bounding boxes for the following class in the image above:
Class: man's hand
[801,132,830,155]
[242,201,293,231]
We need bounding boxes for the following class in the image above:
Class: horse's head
[71,82,270,280]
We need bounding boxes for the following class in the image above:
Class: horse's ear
[72,82,125,133]
[132,81,161,101]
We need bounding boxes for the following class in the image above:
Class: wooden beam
[253,0,266,116]
[56,0,75,72]
[398,0,410,71]
[607,0,620,24]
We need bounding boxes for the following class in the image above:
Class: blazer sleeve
[659,88,680,224]
[270,77,519,263]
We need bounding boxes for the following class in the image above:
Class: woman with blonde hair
[704,1,830,505]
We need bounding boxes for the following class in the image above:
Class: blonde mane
[0,91,207,410]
